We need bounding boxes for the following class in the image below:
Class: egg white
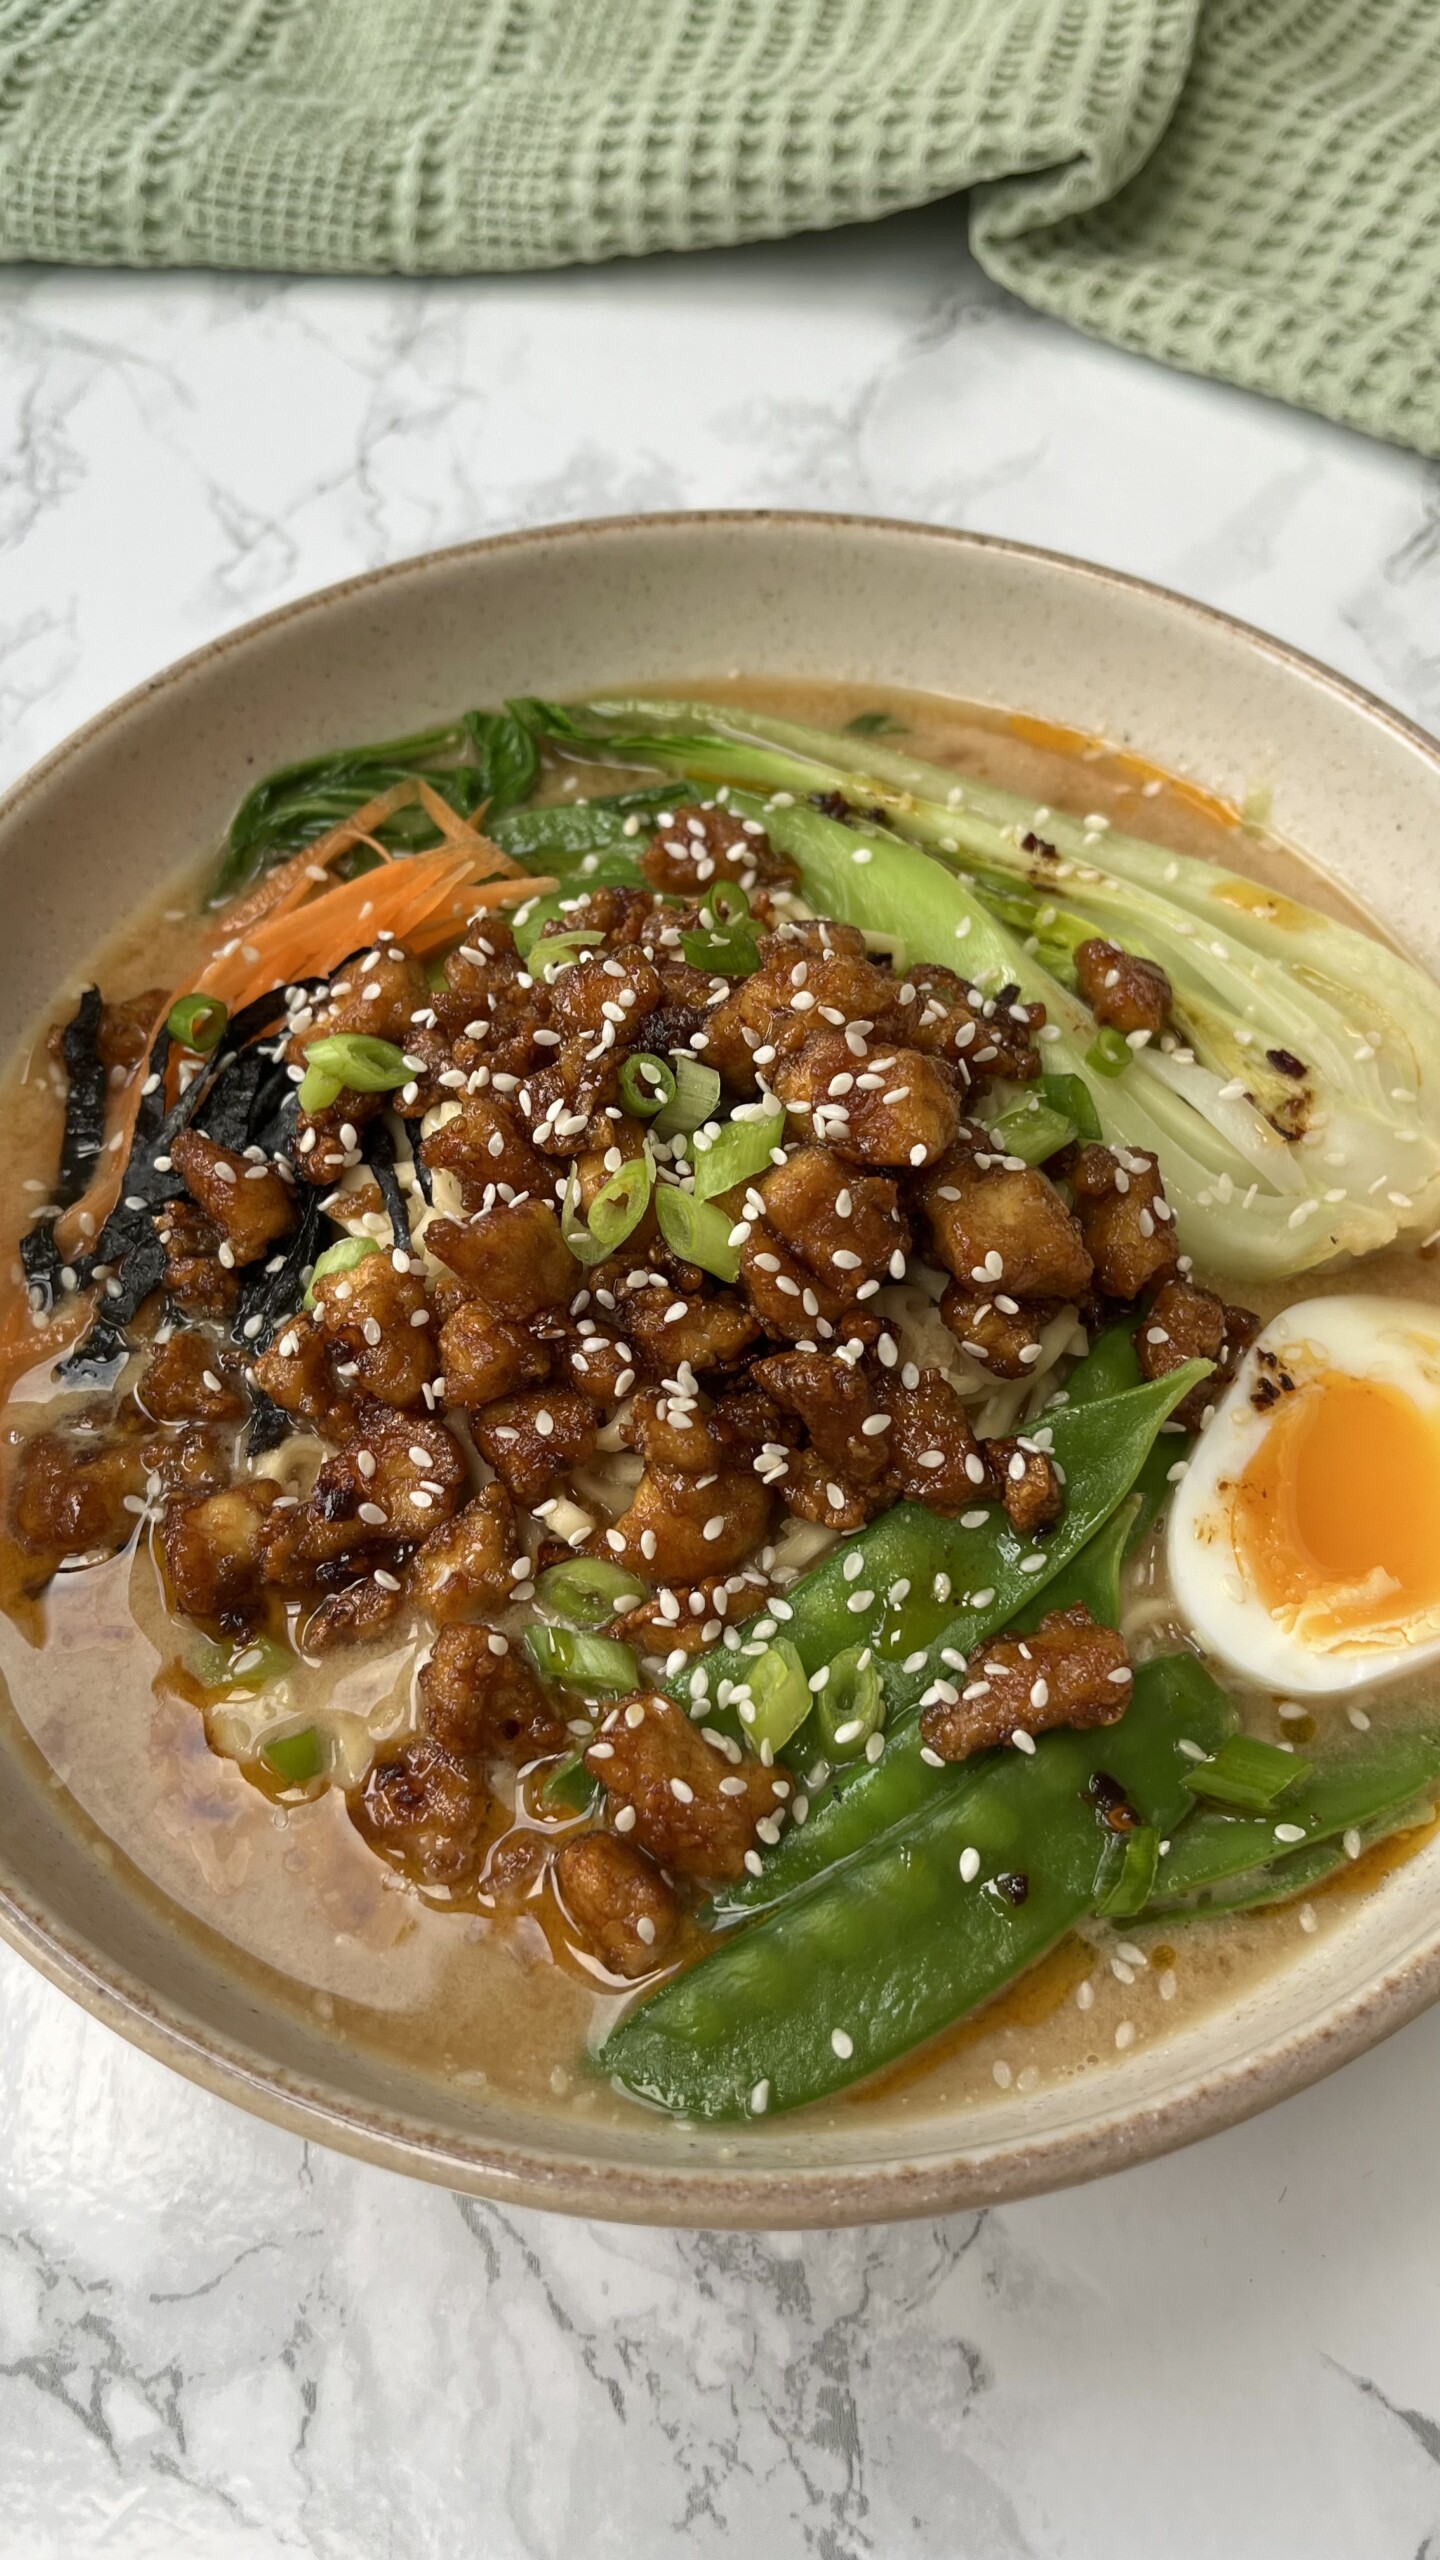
[1167,1294,1440,1697]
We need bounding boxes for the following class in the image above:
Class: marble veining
[1,198,1439,2558]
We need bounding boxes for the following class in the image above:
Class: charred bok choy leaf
[217,704,541,896]
[531,696,1440,1283]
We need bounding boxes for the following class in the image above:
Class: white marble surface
[2,202,1439,2558]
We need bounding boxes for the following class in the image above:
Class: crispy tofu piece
[311,1250,438,1409]
[920,1605,1132,1761]
[555,1832,679,1978]
[471,1387,597,1505]
[920,1146,1092,1302]
[585,1692,789,1882]
[426,1198,577,1320]
[1070,1145,1179,1300]
[170,1130,295,1266]
[419,1624,568,1761]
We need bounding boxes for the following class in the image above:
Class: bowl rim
[3,506,1439,2229]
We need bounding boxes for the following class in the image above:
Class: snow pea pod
[602,1653,1234,2120]
[1142,1728,1440,1910]
[674,1362,1207,1755]
[1059,1317,1189,1544]
[712,1495,1140,1920]
[1144,1796,1438,1923]
[707,1377,1202,1920]
[1009,1495,1136,1636]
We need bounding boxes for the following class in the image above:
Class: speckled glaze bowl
[3,512,1439,2228]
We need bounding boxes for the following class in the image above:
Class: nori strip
[38,968,343,1380]
[231,1185,324,1354]
[56,997,296,1376]
[57,1207,167,1383]
[246,1392,292,1457]
[364,1119,411,1252]
[401,1122,433,1203]
[242,1058,300,1160]
[57,986,107,1202]
[18,1221,65,1317]
[194,1047,270,1153]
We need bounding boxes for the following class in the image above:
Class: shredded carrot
[192,850,551,1015]
[221,779,521,936]
[52,847,556,1259]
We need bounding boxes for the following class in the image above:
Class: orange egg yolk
[1231,1371,1440,1645]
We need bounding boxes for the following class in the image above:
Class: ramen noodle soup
[3,680,1438,2127]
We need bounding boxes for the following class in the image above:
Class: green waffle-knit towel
[0,0,1436,456]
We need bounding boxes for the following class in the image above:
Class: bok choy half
[530,696,1440,1285]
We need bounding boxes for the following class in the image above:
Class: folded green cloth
[0,0,1435,457]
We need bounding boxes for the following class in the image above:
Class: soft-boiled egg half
[1168,1295,1440,1697]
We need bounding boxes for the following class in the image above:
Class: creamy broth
[1,674,1435,2137]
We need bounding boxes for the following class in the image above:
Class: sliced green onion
[588,1151,654,1247]
[1086,1026,1132,1079]
[561,1168,611,1269]
[303,1031,411,1090]
[531,928,604,982]
[297,1066,345,1113]
[304,1234,382,1307]
[741,1638,811,1756]
[619,1052,677,1119]
[167,994,229,1054]
[1040,1071,1102,1143]
[652,1057,722,1138]
[701,880,752,928]
[1182,1734,1312,1810]
[813,1644,884,1759]
[300,1033,411,1109]
[654,1185,742,1282]
[983,1097,1076,1167]
[525,1625,640,1693]
[690,1103,787,1202]
[681,922,763,978]
[541,1750,602,1815]
[194,1634,294,1691]
[260,1725,324,1786]
[537,1557,647,1628]
[1099,1824,1159,1918]
[560,1155,653,1268]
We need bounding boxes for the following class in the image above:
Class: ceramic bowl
[3,512,1439,2227]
